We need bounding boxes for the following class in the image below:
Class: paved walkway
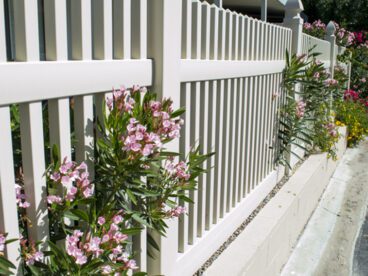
[281,139,368,276]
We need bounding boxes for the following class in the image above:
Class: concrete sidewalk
[281,139,368,276]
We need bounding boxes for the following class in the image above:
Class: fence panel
[0,0,349,275]
[0,0,151,271]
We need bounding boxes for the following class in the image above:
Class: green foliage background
[302,0,368,30]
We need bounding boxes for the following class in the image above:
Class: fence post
[261,0,267,21]
[147,1,181,275]
[283,0,304,171]
[283,0,303,55]
[325,21,336,78]
[347,51,352,89]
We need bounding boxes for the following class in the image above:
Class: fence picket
[245,76,254,194]
[179,83,190,252]
[178,0,192,253]
[230,78,238,207]
[0,107,20,265]
[241,77,249,197]
[132,0,147,59]
[225,9,232,60]
[94,0,113,134]
[188,82,199,244]
[0,9,20,266]
[70,0,95,176]
[224,78,232,211]
[201,2,214,232]
[236,77,244,202]
[12,0,50,247]
[188,0,201,244]
[44,0,72,163]
[113,0,131,59]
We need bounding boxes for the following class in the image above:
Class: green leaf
[28,265,43,276]
[171,107,186,118]
[132,214,150,227]
[126,189,138,205]
[52,144,60,164]
[147,233,160,252]
[4,239,18,245]
[0,256,15,270]
[64,211,79,221]
[121,227,143,235]
[133,272,147,276]
[70,209,90,223]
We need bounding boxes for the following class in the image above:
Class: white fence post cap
[285,0,304,14]
[326,21,336,36]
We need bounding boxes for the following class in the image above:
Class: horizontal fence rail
[302,33,331,62]
[0,0,348,275]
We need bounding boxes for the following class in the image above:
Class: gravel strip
[194,160,305,276]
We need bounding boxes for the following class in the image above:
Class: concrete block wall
[205,127,347,276]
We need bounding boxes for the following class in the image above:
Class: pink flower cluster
[121,97,184,159]
[107,87,135,113]
[66,230,88,265]
[353,31,368,46]
[166,206,186,218]
[344,89,360,101]
[0,233,5,253]
[47,159,93,205]
[164,159,191,182]
[324,122,338,138]
[313,19,326,30]
[333,22,354,47]
[15,183,30,208]
[65,212,137,273]
[295,100,306,119]
[122,118,162,157]
[324,78,338,87]
[20,238,44,265]
[149,100,184,140]
[303,22,312,30]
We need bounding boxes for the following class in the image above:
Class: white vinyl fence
[0,0,347,275]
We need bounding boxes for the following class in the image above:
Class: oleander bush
[277,50,347,167]
[2,86,212,275]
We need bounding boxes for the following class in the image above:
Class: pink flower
[83,187,93,198]
[61,175,72,186]
[150,101,161,111]
[295,100,306,119]
[47,195,63,205]
[112,245,123,256]
[112,215,123,224]
[0,234,5,252]
[167,206,186,218]
[50,172,60,181]
[15,184,30,209]
[25,250,44,265]
[66,186,78,201]
[101,265,112,274]
[75,253,87,265]
[125,259,138,270]
[324,78,338,87]
[113,232,128,243]
[142,144,154,156]
[19,201,31,208]
[98,216,106,225]
[102,234,110,243]
[84,237,103,257]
